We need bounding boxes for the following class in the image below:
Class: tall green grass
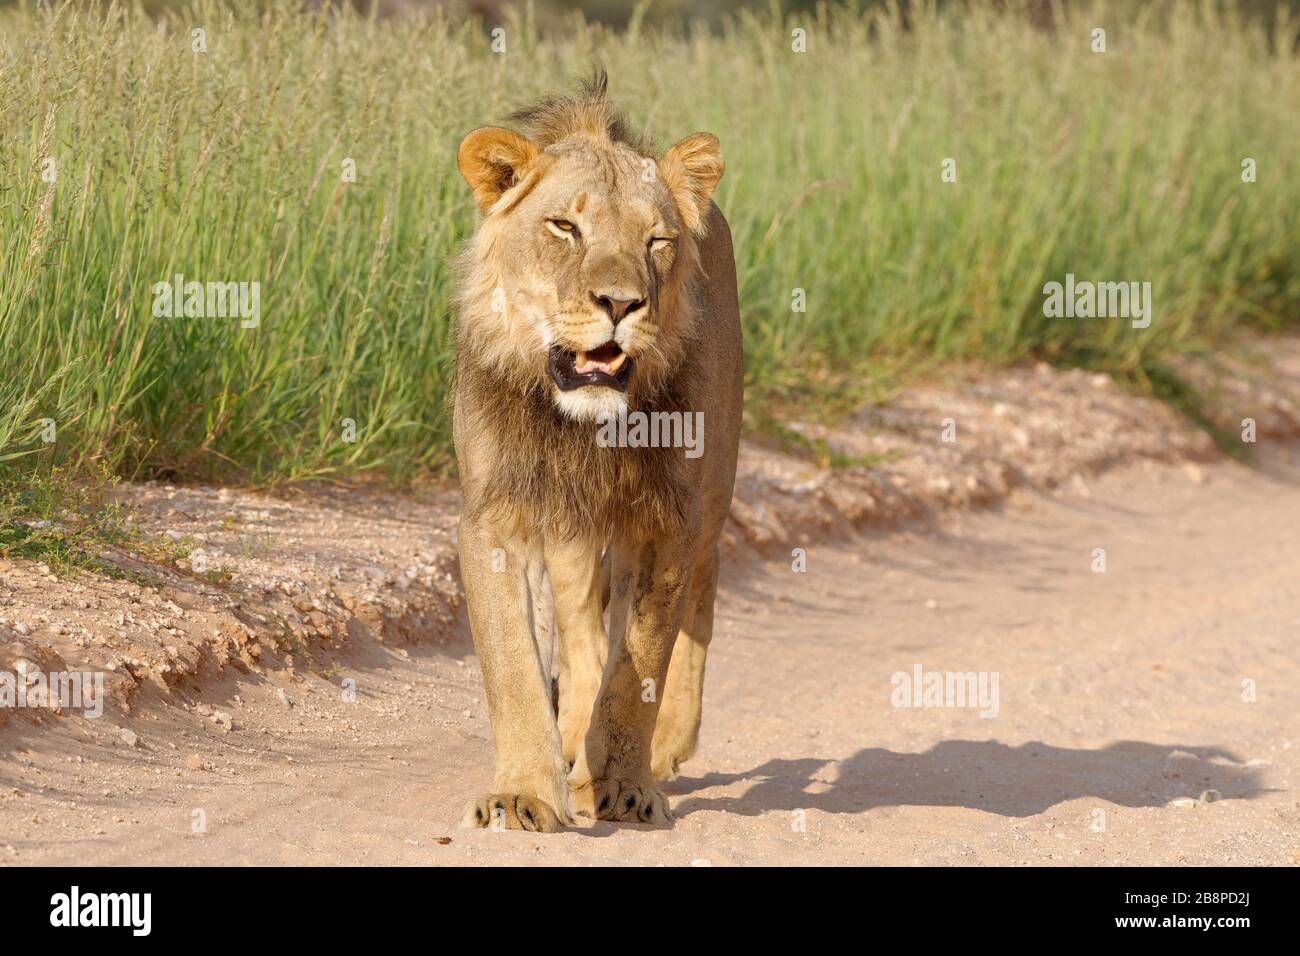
[1,0,1297,484]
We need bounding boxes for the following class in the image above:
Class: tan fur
[454,75,742,830]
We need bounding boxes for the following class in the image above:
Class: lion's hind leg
[651,544,719,780]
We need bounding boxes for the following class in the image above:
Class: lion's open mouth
[548,341,633,392]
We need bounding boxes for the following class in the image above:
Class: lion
[452,75,742,831]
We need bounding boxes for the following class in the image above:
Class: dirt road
[3,452,1298,865]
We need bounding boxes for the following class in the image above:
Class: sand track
[3,452,1297,865]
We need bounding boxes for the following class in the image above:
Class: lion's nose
[593,292,646,325]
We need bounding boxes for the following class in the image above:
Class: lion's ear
[458,126,540,213]
[658,132,724,235]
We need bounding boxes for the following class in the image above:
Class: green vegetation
[1,0,1296,486]
[0,464,219,581]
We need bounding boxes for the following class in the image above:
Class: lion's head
[454,75,724,423]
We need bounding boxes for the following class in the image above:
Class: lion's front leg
[544,534,607,772]
[570,537,693,826]
[458,514,572,832]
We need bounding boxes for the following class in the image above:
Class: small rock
[1200,789,1223,803]
[119,728,142,749]
[276,688,294,709]
[1162,749,1203,779]
[184,754,208,771]
[1169,797,1198,808]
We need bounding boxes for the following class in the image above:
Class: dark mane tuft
[507,70,655,154]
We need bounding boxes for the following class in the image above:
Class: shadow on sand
[666,739,1268,818]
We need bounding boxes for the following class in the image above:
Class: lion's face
[457,125,723,422]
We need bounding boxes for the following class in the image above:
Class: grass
[0,464,223,582]
[0,0,1297,489]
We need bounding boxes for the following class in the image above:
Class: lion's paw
[572,777,674,825]
[460,793,568,832]
[651,749,684,782]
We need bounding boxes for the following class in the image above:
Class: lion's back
[689,202,744,538]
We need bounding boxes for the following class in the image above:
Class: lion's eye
[546,219,578,238]
[649,237,673,251]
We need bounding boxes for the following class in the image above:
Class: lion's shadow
[666,739,1270,818]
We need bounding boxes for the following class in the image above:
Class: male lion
[453,76,742,831]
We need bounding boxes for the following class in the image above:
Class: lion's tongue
[575,344,626,375]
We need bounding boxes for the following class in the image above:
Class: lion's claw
[460,793,568,832]
[575,778,674,825]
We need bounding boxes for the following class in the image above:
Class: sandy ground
[3,450,1297,866]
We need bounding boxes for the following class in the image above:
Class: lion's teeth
[572,347,625,376]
